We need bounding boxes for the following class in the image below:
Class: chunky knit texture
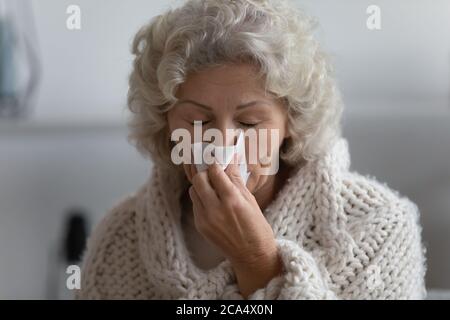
[76,138,427,299]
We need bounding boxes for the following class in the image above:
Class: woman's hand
[188,153,283,298]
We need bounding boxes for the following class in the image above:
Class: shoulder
[341,171,421,233]
[342,171,420,217]
[91,194,139,241]
[339,171,427,299]
[76,190,147,299]
[84,192,140,259]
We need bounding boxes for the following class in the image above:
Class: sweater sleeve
[251,238,339,299]
[74,195,144,300]
[221,199,427,300]
[221,238,338,300]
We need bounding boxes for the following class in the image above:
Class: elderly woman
[76,0,426,299]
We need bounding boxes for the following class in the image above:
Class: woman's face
[167,63,290,194]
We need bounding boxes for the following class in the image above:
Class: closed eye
[191,120,211,126]
[189,120,258,127]
[238,121,258,128]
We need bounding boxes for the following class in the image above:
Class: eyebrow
[175,99,271,110]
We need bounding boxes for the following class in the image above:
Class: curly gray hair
[127,0,343,169]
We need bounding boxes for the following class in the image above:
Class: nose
[214,120,240,147]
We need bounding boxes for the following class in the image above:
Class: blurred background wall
[0,0,449,298]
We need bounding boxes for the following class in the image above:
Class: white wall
[0,0,449,298]
[30,0,171,122]
[0,124,151,299]
[301,0,450,116]
[28,0,450,121]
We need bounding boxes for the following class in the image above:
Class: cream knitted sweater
[75,138,427,299]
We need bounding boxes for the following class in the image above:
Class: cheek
[245,127,284,167]
[167,112,197,147]
[167,112,186,132]
[167,107,199,133]
[168,111,196,180]
[167,110,176,131]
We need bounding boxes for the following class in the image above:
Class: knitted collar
[135,137,352,299]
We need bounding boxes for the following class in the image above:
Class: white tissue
[191,131,251,184]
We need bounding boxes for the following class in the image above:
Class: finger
[183,163,193,183]
[191,170,220,206]
[190,163,197,181]
[190,148,198,178]
[207,160,236,199]
[183,163,198,183]
[244,170,258,193]
[224,152,246,189]
[188,185,204,211]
